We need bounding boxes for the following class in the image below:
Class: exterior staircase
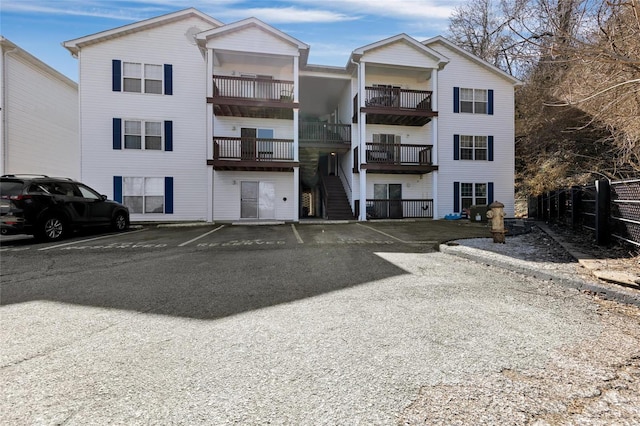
[322,174,354,220]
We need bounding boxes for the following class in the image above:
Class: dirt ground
[399,222,640,425]
[400,298,640,425]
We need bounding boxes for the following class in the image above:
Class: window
[113,60,172,95]
[123,120,162,150]
[460,135,487,160]
[123,177,164,214]
[454,87,493,114]
[123,61,163,94]
[144,64,163,94]
[113,118,172,151]
[123,62,142,93]
[460,88,487,113]
[460,183,487,210]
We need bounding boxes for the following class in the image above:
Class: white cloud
[213,6,359,24]
[288,0,460,20]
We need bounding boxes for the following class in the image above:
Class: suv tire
[112,211,129,232]
[37,215,66,242]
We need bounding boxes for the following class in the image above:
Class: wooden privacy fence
[529,178,640,247]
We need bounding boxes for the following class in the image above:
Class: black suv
[0,175,130,241]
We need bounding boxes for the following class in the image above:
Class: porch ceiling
[299,75,350,118]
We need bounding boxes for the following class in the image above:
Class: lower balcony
[208,137,298,172]
[355,144,438,174]
[355,199,434,219]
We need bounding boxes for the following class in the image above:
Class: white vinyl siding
[2,43,79,178]
[78,16,211,221]
[429,40,516,217]
[212,171,296,221]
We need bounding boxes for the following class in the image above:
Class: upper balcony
[354,143,438,174]
[299,122,351,152]
[208,75,296,120]
[353,87,437,126]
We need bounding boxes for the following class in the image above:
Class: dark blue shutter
[164,177,173,214]
[164,121,173,151]
[454,134,460,160]
[112,118,122,149]
[488,136,494,161]
[112,60,121,92]
[488,182,494,204]
[454,182,460,213]
[488,89,494,115]
[453,87,459,113]
[113,176,123,203]
[164,64,173,95]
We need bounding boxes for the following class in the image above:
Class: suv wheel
[112,212,129,232]
[38,215,66,241]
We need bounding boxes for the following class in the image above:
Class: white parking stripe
[356,223,437,244]
[38,229,147,251]
[178,225,225,247]
[291,224,304,244]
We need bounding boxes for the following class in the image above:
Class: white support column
[206,48,214,222]
[293,56,299,102]
[293,108,299,162]
[358,61,368,221]
[293,166,300,221]
[431,67,439,219]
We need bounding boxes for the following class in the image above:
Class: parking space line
[38,229,147,251]
[178,225,225,247]
[357,223,407,243]
[291,224,304,244]
[356,223,439,244]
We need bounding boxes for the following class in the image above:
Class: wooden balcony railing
[364,87,433,111]
[365,143,433,165]
[299,122,351,144]
[366,199,434,219]
[212,75,294,101]
[213,137,294,161]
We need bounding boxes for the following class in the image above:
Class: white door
[241,181,275,219]
[258,182,275,219]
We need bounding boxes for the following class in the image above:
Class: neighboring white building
[63,8,520,223]
[0,37,79,178]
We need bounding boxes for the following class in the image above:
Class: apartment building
[1,37,79,178]
[63,8,520,223]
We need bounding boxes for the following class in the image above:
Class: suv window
[40,182,79,197]
[77,184,102,200]
[0,180,25,197]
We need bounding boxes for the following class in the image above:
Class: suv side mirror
[101,194,108,201]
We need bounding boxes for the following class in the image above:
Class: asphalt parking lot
[2,221,638,424]
[0,220,489,254]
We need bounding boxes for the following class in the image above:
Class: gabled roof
[1,37,76,88]
[348,33,449,70]
[63,8,223,56]
[423,36,522,85]
[196,17,309,65]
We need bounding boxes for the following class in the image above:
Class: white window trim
[459,88,488,114]
[123,119,164,151]
[122,61,164,95]
[460,182,488,210]
[460,135,488,161]
[122,176,166,214]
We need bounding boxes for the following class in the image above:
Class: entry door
[241,181,275,219]
[241,128,256,160]
[388,184,402,218]
[373,183,402,218]
[241,181,258,218]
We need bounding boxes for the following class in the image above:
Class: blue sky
[1,0,462,82]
